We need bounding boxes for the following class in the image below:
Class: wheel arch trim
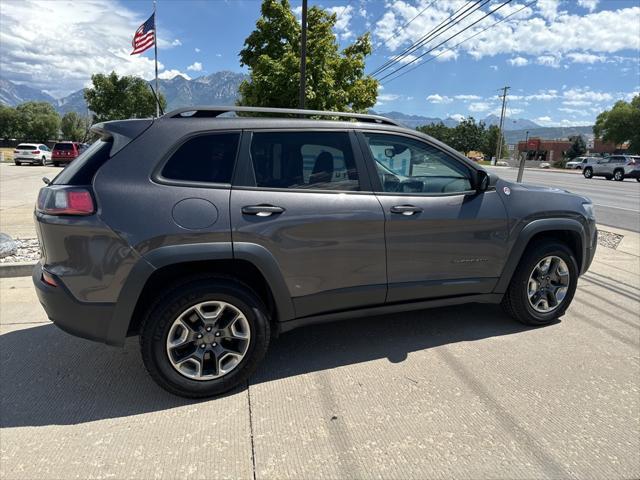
[105,241,295,347]
[494,218,588,294]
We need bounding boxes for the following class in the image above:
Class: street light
[517,130,529,183]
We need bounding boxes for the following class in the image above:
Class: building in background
[517,137,627,161]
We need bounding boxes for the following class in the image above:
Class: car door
[593,156,612,175]
[230,129,386,318]
[357,131,509,303]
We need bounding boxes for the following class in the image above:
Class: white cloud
[327,5,354,40]
[187,62,203,72]
[454,94,482,101]
[194,47,201,53]
[489,65,498,71]
[450,114,466,122]
[577,0,599,13]
[469,102,492,112]
[0,0,181,97]
[378,93,401,102]
[158,69,190,80]
[536,116,552,123]
[508,56,529,67]
[372,2,640,68]
[426,94,452,104]
[171,39,182,46]
[432,49,458,62]
[567,52,605,63]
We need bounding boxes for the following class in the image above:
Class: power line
[376,0,514,82]
[370,0,484,77]
[369,0,438,55]
[334,0,354,25]
[379,0,534,85]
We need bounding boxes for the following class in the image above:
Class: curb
[0,262,36,278]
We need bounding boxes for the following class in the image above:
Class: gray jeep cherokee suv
[33,106,597,398]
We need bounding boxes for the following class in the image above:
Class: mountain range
[0,74,593,141]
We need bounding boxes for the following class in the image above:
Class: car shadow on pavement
[1,304,546,428]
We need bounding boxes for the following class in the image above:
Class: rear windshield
[16,144,37,150]
[53,143,74,151]
[52,140,111,185]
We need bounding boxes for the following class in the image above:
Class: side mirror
[475,170,490,192]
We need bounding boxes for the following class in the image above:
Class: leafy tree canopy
[594,95,640,154]
[566,135,587,159]
[16,101,60,142]
[238,0,377,112]
[61,111,91,142]
[482,124,507,159]
[0,105,19,139]
[84,71,166,122]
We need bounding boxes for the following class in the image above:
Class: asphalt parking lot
[1,163,639,479]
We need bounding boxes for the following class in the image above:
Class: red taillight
[42,270,58,287]
[37,187,95,215]
[32,150,40,154]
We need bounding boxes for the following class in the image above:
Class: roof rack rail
[163,105,403,127]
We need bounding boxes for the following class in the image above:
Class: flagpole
[154,0,159,117]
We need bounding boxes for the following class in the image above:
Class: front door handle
[390,204,423,216]
[241,205,285,217]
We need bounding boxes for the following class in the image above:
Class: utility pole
[494,86,510,165]
[298,0,308,109]
[517,130,529,183]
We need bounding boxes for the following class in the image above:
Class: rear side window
[249,131,359,191]
[162,133,240,184]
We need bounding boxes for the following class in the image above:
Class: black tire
[613,169,624,181]
[14,160,21,166]
[140,278,270,398]
[53,161,60,167]
[502,241,578,326]
[636,178,640,182]
[583,167,592,178]
[41,156,46,166]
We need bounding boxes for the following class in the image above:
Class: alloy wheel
[527,256,570,313]
[166,300,251,381]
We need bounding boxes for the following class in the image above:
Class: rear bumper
[15,156,42,163]
[32,262,116,344]
[51,157,76,164]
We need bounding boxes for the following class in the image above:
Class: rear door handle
[390,205,423,216]
[241,205,285,217]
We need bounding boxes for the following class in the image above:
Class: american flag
[130,13,155,55]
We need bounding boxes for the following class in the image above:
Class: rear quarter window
[52,140,111,185]
[161,132,240,184]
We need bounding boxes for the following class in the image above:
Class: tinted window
[250,131,359,191]
[16,144,37,150]
[52,139,111,185]
[54,143,75,151]
[362,133,472,194]
[162,133,240,184]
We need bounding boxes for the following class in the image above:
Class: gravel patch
[597,230,624,250]
[0,237,40,264]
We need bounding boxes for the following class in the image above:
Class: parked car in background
[33,106,597,398]
[13,143,51,166]
[51,142,86,166]
[566,156,598,170]
[583,155,640,181]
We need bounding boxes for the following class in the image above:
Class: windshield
[53,143,74,151]
[16,144,37,150]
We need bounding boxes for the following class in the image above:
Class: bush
[554,159,567,169]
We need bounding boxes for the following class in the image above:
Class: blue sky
[1,0,639,126]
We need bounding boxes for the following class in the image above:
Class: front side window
[250,131,359,191]
[162,133,240,184]
[362,133,472,194]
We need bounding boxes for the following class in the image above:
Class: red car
[51,142,88,166]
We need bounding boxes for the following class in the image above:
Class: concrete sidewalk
[1,239,639,479]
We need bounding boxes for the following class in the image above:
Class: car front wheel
[140,278,270,398]
[583,168,592,178]
[614,170,624,181]
[502,241,578,326]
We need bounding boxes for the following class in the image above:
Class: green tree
[416,122,453,145]
[238,0,377,112]
[481,124,507,159]
[566,135,587,159]
[60,111,91,141]
[594,95,640,153]
[15,102,60,142]
[0,105,19,139]
[84,71,166,122]
[450,117,485,155]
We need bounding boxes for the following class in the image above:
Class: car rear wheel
[502,241,578,326]
[140,278,270,398]
[14,160,21,166]
[583,167,592,178]
[613,169,624,181]
[53,161,60,167]
[40,156,46,166]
